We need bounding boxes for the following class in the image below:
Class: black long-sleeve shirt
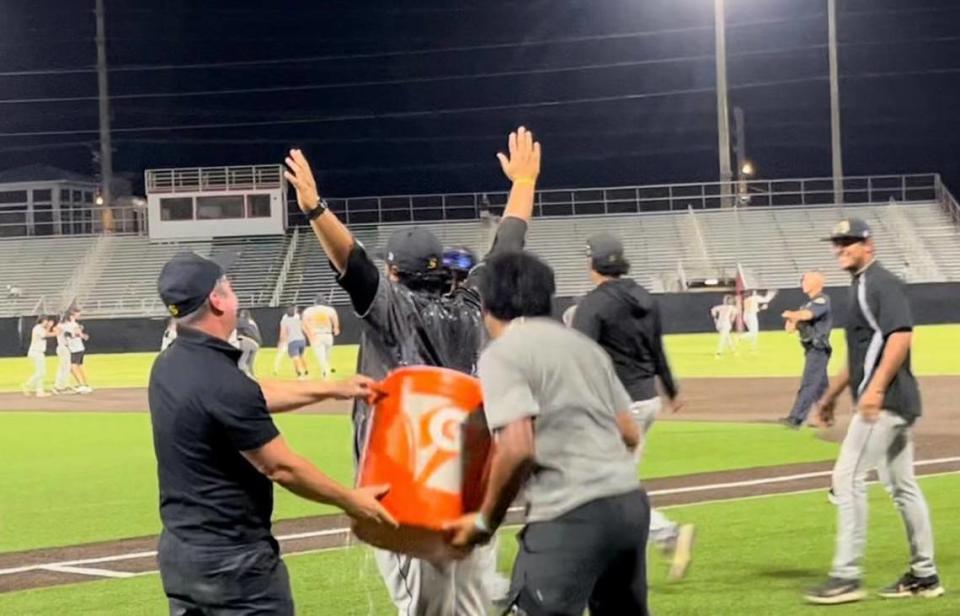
[572,278,678,402]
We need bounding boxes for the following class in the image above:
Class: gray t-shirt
[478,318,640,523]
[280,314,305,343]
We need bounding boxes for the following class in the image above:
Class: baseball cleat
[667,524,696,581]
[804,577,866,605]
[878,572,944,599]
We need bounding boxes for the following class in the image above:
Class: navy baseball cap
[382,228,443,275]
[157,251,235,318]
[823,218,872,243]
[586,232,628,267]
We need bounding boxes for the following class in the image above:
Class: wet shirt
[796,293,832,350]
[846,261,921,422]
[336,217,527,463]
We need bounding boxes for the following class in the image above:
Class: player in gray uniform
[283,127,540,615]
[236,309,262,378]
[780,271,832,428]
[805,218,944,604]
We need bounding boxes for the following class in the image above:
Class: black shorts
[158,532,293,616]
[506,489,651,616]
[70,351,85,365]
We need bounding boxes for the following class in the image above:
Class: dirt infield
[1,375,958,594]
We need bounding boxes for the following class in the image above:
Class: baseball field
[1,325,958,614]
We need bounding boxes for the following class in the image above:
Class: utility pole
[95,0,114,232]
[828,0,844,205]
[715,0,733,207]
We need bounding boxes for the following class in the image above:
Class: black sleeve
[336,243,382,317]
[874,275,913,337]
[465,217,528,290]
[208,379,280,452]
[571,295,602,341]
[649,302,679,399]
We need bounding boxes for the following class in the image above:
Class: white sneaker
[667,524,696,581]
[35,391,50,398]
[78,386,93,394]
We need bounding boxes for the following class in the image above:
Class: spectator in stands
[63,309,92,394]
[302,295,339,380]
[160,318,177,352]
[52,313,74,394]
[277,306,308,380]
[6,284,23,299]
[236,309,263,378]
[22,315,56,397]
[282,126,539,614]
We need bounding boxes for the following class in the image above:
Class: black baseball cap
[823,218,872,243]
[382,228,443,275]
[586,232,628,267]
[157,251,235,318]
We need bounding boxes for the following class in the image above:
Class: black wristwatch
[306,198,328,221]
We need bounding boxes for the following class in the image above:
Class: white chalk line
[2,457,957,579]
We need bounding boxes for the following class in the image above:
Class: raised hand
[283,149,321,213]
[496,126,541,183]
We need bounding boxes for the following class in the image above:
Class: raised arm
[497,126,541,224]
[284,149,355,274]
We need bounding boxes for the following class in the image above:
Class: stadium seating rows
[0,201,956,318]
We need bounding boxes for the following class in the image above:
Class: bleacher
[0,236,96,316]
[0,195,957,319]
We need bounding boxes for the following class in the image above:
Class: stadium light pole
[715,0,734,207]
[95,0,115,232]
[828,0,844,205]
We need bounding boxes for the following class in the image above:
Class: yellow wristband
[513,177,536,187]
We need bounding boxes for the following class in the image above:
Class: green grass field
[2,325,958,393]
[3,475,957,615]
[0,414,839,553]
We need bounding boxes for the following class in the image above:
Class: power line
[0,43,830,105]
[0,74,833,139]
[0,14,825,79]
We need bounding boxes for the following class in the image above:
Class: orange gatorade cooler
[353,366,492,561]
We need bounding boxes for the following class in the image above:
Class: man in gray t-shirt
[447,251,651,616]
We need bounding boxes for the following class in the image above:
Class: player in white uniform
[63,311,92,394]
[277,306,309,380]
[710,295,738,357]
[301,296,339,379]
[53,313,74,394]
[23,315,55,397]
[741,289,777,351]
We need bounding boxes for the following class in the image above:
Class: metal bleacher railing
[145,165,284,193]
[297,173,942,226]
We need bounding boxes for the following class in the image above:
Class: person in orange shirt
[302,296,340,379]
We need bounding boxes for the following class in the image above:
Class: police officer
[780,271,832,428]
[283,127,539,615]
[150,251,396,615]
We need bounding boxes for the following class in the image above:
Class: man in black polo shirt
[804,219,943,605]
[283,127,540,614]
[150,252,396,616]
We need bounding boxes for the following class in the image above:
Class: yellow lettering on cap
[168,305,179,317]
[834,220,850,235]
[427,257,438,270]
[814,297,826,304]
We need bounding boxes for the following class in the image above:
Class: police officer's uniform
[784,292,832,426]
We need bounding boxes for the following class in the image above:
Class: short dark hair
[286,306,298,316]
[592,259,631,278]
[394,269,447,295]
[479,252,555,320]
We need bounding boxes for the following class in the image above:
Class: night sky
[1,0,959,197]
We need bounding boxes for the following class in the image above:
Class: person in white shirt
[741,289,777,352]
[53,313,74,394]
[23,315,55,397]
[301,296,340,379]
[160,318,178,352]
[710,295,739,357]
[277,306,308,380]
[63,310,93,394]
